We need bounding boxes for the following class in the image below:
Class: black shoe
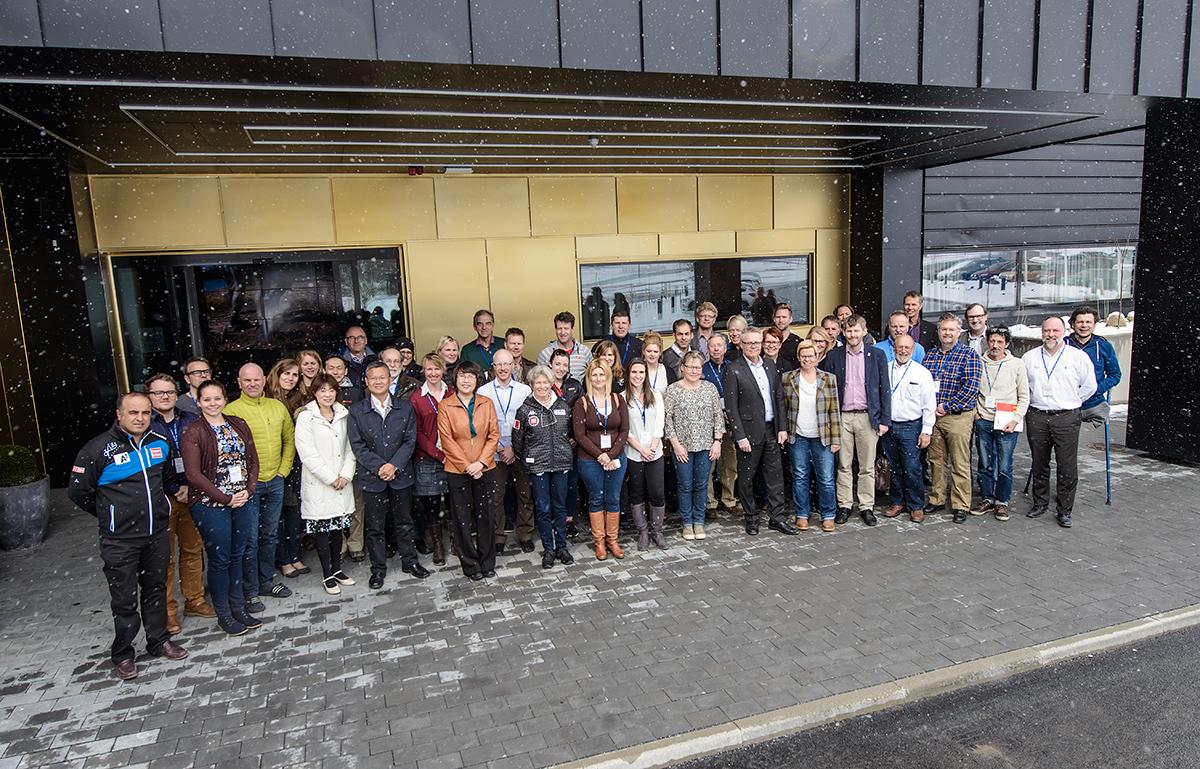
[565,519,578,537]
[542,551,556,569]
[468,572,484,581]
[217,616,248,636]
[403,563,431,579]
[415,540,433,555]
[259,582,292,598]
[243,598,266,614]
[952,509,968,524]
[768,519,799,536]
[349,550,366,562]
[834,508,851,525]
[556,547,574,565]
[368,574,385,590]
[745,522,759,535]
[495,543,507,556]
[483,569,497,578]
[232,610,262,629]
[1027,508,1047,518]
[1056,513,1072,528]
[520,540,536,553]
[923,502,943,515]
[860,509,878,527]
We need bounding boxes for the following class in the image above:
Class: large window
[578,254,810,338]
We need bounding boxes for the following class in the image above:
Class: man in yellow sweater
[225,363,296,610]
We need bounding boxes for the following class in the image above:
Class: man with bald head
[225,362,296,607]
[478,348,536,553]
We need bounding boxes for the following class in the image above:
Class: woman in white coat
[294,374,358,595]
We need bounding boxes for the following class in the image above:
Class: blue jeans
[673,450,712,526]
[576,458,627,512]
[975,419,1019,504]
[787,437,837,520]
[190,502,254,620]
[243,475,284,598]
[530,470,569,551]
[881,419,926,512]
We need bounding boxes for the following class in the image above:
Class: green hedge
[0,445,38,487]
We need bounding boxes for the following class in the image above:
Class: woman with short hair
[436,335,462,385]
[663,351,724,541]
[411,353,452,565]
[623,359,667,549]
[806,327,833,363]
[512,365,576,569]
[782,340,842,532]
[573,359,630,560]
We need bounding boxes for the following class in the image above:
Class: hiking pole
[1104,392,1112,506]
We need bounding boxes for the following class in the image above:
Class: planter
[0,475,50,550]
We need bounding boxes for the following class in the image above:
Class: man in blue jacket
[68,392,189,681]
[348,361,431,589]
[1067,306,1122,423]
[819,315,892,526]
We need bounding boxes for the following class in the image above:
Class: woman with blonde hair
[781,340,842,532]
[663,351,724,540]
[295,349,324,400]
[806,326,833,363]
[641,331,673,396]
[572,359,631,559]
[592,339,626,394]
[436,335,462,385]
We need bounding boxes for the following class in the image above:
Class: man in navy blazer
[819,315,891,526]
[347,361,430,588]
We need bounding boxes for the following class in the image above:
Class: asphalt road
[681,625,1200,769]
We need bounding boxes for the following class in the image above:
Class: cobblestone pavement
[2,415,1198,769]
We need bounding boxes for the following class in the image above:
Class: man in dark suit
[722,328,797,536]
[819,315,891,526]
[903,291,939,351]
[347,361,431,589]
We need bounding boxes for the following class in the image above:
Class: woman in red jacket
[410,353,452,565]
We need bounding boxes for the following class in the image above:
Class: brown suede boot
[605,512,625,559]
[589,511,607,560]
[650,505,668,549]
[631,504,650,551]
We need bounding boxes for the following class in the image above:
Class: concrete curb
[551,604,1200,769]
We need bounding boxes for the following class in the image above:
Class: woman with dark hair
[592,339,627,394]
[437,360,500,581]
[181,380,260,636]
[296,350,324,401]
[623,358,667,549]
[266,358,309,579]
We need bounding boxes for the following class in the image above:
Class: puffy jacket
[512,394,573,474]
[68,424,174,539]
[222,394,295,481]
[294,400,356,520]
[1066,333,1121,410]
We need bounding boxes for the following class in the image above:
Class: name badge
[932,380,941,393]
[719,397,725,409]
[526,457,535,463]
[174,458,185,474]
[611,458,621,469]
[984,395,997,409]
[600,433,612,450]
[113,452,130,465]
[229,465,244,483]
[553,409,566,416]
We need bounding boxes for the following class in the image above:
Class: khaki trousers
[166,497,206,619]
[836,411,878,512]
[707,434,739,509]
[928,410,974,511]
[492,459,534,545]
[344,484,365,553]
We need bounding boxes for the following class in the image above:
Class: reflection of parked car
[969,260,1015,281]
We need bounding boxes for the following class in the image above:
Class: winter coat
[512,394,574,474]
[1066,333,1121,410]
[69,424,174,539]
[347,394,418,493]
[294,401,356,520]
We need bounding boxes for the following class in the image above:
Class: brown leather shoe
[167,617,182,636]
[909,509,925,523]
[882,505,903,518]
[114,659,138,680]
[153,640,188,661]
[795,516,810,531]
[184,602,216,618]
[820,519,835,532]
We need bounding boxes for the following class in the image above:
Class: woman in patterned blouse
[663,351,724,541]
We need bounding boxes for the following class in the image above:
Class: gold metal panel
[773,174,849,230]
[486,237,578,350]
[221,177,335,247]
[332,176,436,243]
[616,176,698,233]
[404,239,490,354]
[575,233,659,260]
[435,177,530,239]
[736,229,817,253]
[529,177,617,237]
[658,231,735,255]
[815,228,849,315]
[698,175,773,231]
[91,176,225,251]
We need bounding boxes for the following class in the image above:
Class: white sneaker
[323,577,341,595]
[681,524,695,541]
[693,524,706,540]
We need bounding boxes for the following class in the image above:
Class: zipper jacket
[69,424,174,538]
[512,394,574,473]
[1066,333,1121,410]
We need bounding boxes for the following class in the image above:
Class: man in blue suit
[819,315,892,526]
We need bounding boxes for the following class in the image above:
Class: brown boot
[429,520,445,566]
[650,505,668,549]
[605,512,625,559]
[631,504,650,551]
[589,511,607,560]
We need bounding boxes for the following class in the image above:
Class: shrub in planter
[0,444,50,550]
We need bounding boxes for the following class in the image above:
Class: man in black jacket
[722,329,797,536]
[68,392,188,681]
[903,291,940,351]
[347,362,431,589]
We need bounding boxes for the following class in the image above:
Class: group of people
[69,295,1120,681]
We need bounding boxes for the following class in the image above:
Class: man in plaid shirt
[922,312,982,523]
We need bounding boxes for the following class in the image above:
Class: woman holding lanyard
[974,326,1029,521]
[181,381,261,636]
[266,358,310,579]
[437,361,500,581]
[293,374,357,595]
[641,332,673,397]
[411,353,452,566]
[663,351,724,541]
[572,359,631,560]
[512,365,576,569]
[623,359,666,550]
[592,339,627,394]
[782,340,842,532]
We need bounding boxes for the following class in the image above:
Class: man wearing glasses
[341,325,377,387]
[145,374,215,635]
[175,357,212,415]
[960,304,989,357]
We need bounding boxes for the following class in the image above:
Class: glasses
[146,390,177,396]
[681,364,702,371]
[185,368,210,377]
[966,314,987,320]
[743,341,762,346]
[345,335,367,342]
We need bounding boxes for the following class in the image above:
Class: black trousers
[735,436,787,526]
[363,486,417,575]
[313,530,344,579]
[100,530,170,664]
[626,456,666,507]
[1026,408,1082,515]
[448,469,496,577]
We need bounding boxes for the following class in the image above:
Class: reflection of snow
[923,279,1122,314]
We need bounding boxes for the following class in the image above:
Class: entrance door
[113,247,404,386]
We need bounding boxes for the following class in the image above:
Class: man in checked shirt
[923,312,983,523]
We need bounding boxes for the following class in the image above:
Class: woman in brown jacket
[572,359,630,560]
[436,360,500,581]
